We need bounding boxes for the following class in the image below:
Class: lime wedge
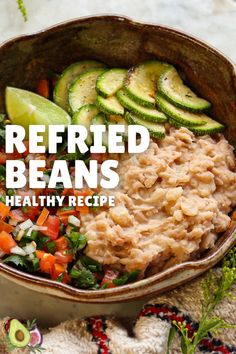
[6,87,71,146]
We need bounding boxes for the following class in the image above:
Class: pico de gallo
[0,73,140,290]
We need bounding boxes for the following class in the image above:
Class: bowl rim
[0,223,235,302]
[0,15,236,302]
[0,14,235,68]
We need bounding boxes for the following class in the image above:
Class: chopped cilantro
[80,255,102,273]
[70,268,97,289]
[113,270,140,286]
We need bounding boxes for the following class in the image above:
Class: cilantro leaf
[66,232,87,257]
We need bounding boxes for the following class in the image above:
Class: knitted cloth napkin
[0,272,235,354]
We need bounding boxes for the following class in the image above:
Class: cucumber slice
[125,112,165,139]
[107,115,129,140]
[96,95,124,116]
[168,117,182,128]
[116,89,167,123]
[156,94,207,126]
[69,68,106,114]
[124,61,171,108]
[96,69,127,98]
[72,104,99,145]
[169,117,224,136]
[92,113,109,147]
[53,60,106,111]
[158,67,211,112]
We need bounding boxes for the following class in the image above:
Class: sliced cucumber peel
[125,112,165,139]
[69,68,107,114]
[72,104,99,145]
[53,60,106,111]
[96,68,127,98]
[124,60,171,108]
[158,67,211,112]
[168,116,224,136]
[116,89,167,123]
[96,95,124,116]
[156,94,208,126]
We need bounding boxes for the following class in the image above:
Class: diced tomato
[23,206,41,221]
[61,188,74,197]
[51,263,70,283]
[0,149,23,164]
[55,250,73,264]
[22,140,30,157]
[41,215,60,240]
[0,152,6,164]
[55,236,69,251]
[6,151,23,162]
[0,202,11,220]
[9,209,27,222]
[51,263,65,277]
[0,220,14,234]
[36,251,56,274]
[100,270,119,288]
[0,231,17,254]
[90,153,108,164]
[36,79,50,99]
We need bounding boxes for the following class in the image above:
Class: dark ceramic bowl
[0,16,236,303]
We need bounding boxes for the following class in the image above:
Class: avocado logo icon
[7,319,30,348]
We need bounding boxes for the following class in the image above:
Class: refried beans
[80,127,236,276]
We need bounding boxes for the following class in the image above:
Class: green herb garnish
[57,273,65,283]
[46,241,56,254]
[80,255,102,273]
[66,232,87,257]
[16,0,27,21]
[58,152,79,161]
[7,189,15,196]
[0,165,6,181]
[169,247,236,354]
[3,254,40,273]
[22,206,28,213]
[0,195,5,203]
[100,282,110,289]
[113,270,140,286]
[70,268,97,289]
[36,235,50,250]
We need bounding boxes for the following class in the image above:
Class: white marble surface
[0,0,236,326]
